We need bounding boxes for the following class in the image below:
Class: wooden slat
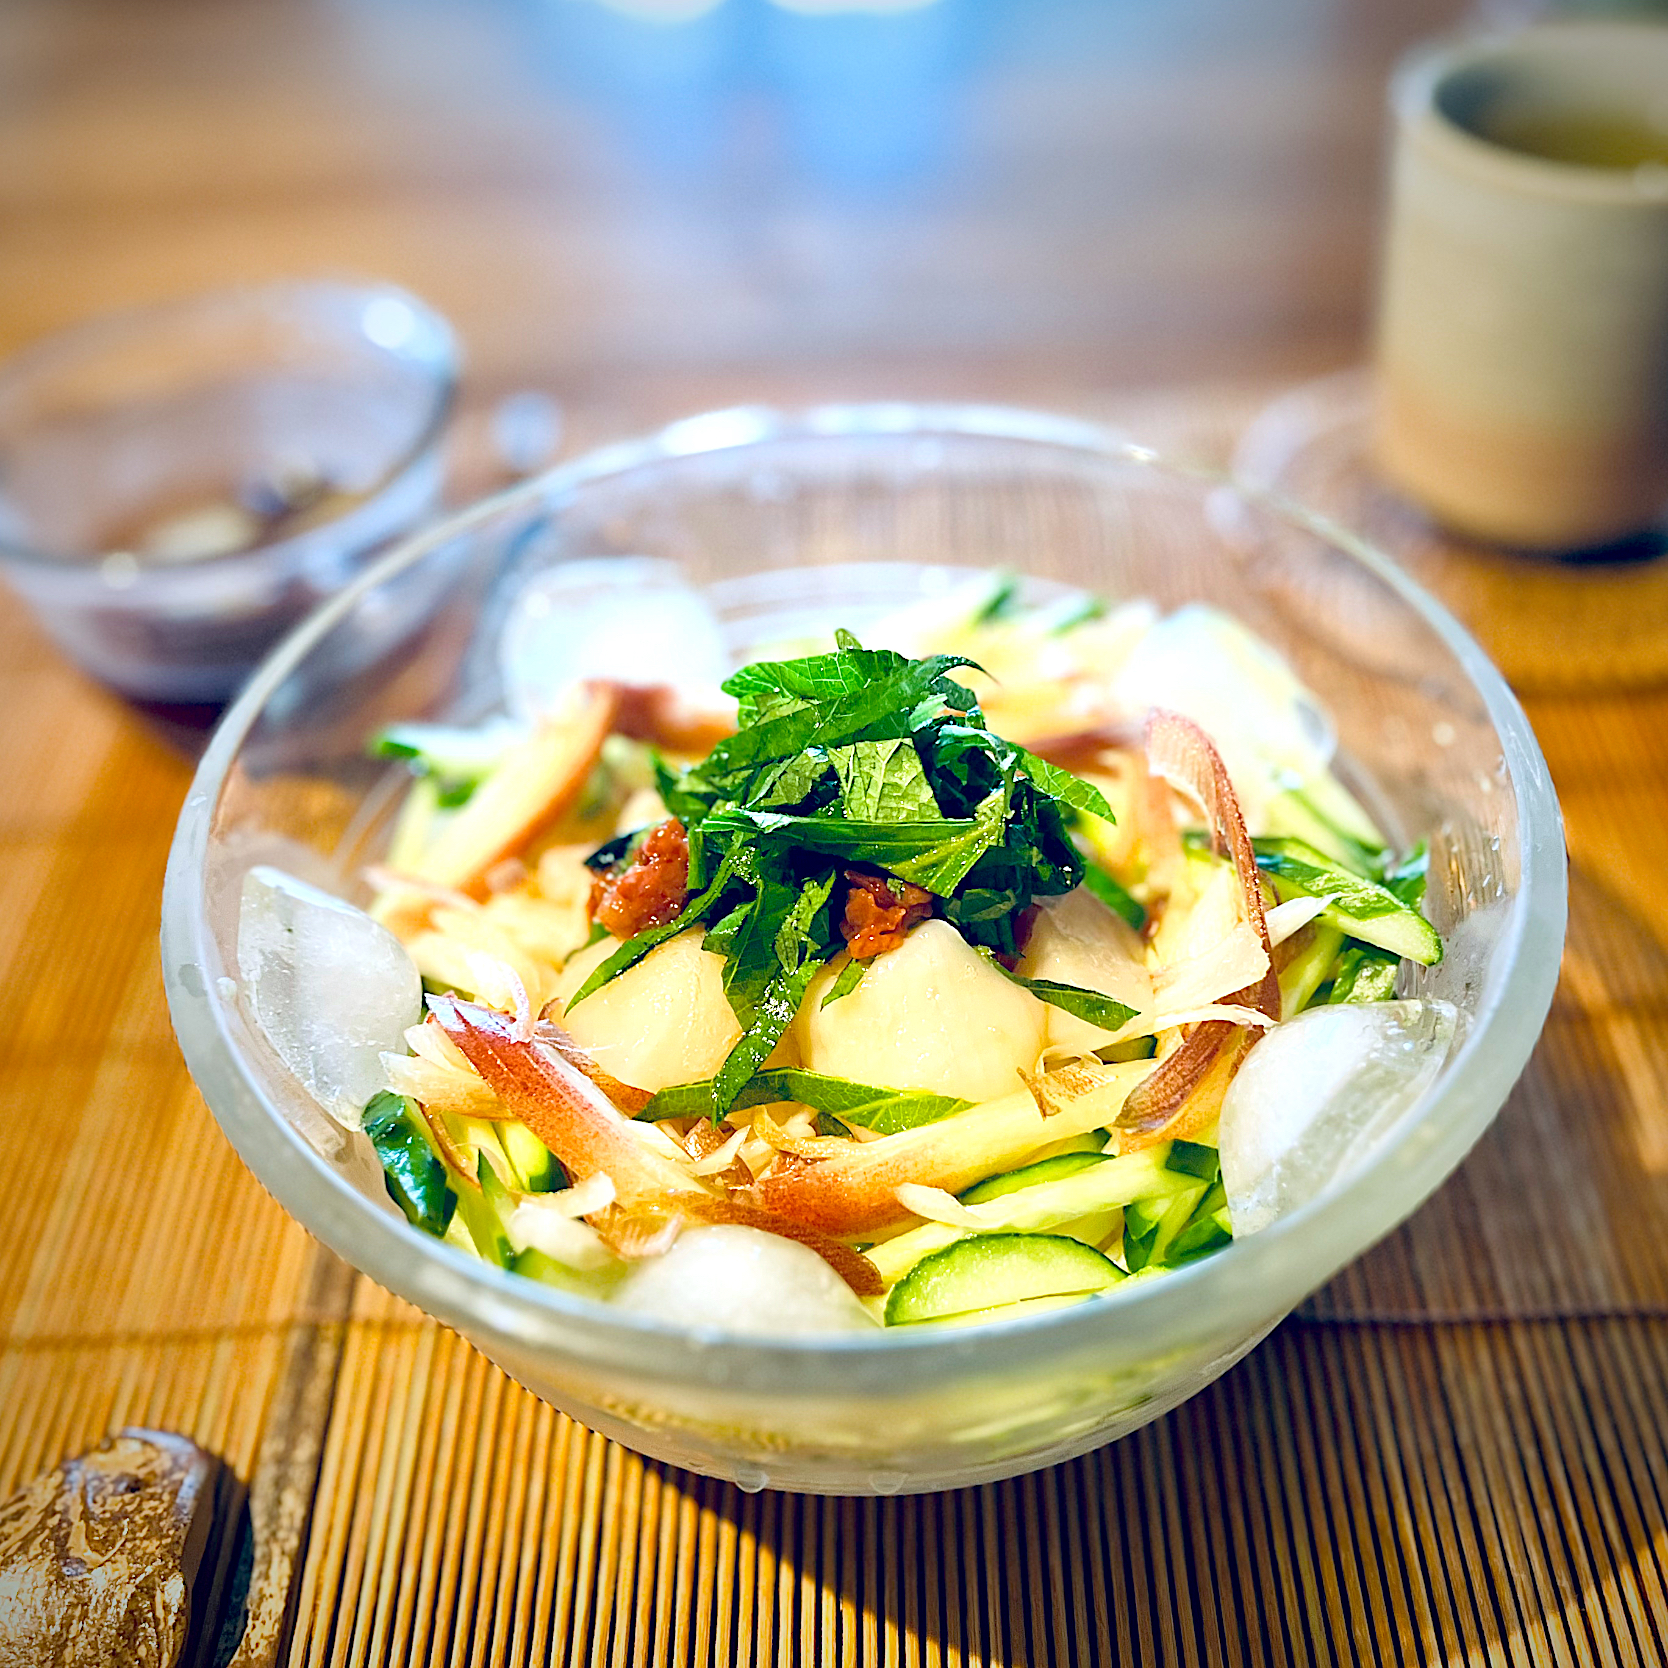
[0,1050,330,1342]
[248,1314,1668,1667]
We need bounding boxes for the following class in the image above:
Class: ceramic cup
[1374,21,1668,551]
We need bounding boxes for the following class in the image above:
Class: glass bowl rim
[162,400,1567,1382]
[0,277,460,571]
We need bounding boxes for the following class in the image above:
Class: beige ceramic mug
[1375,21,1668,551]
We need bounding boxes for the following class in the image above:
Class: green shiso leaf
[1082,860,1146,930]
[1015,977,1138,1033]
[698,649,980,799]
[709,949,829,1118]
[637,1067,971,1132]
[721,869,838,1036]
[700,869,842,1118]
[696,793,1008,899]
[983,959,1141,1033]
[845,1091,980,1135]
[1015,748,1114,822]
[701,898,752,959]
[829,738,940,822]
[751,748,832,810]
[774,870,840,973]
[722,635,913,714]
[820,957,866,1009]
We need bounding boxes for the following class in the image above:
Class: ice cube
[1219,998,1457,1235]
[237,865,423,1129]
[609,1226,879,1336]
[499,557,730,723]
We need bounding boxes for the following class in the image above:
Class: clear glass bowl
[162,404,1566,1495]
[0,280,457,707]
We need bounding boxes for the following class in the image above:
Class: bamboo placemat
[4,383,1667,1665]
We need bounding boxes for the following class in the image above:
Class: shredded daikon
[1148,923,1270,1014]
[505,1197,616,1269]
[382,1051,506,1119]
[893,1183,987,1229]
[553,1171,617,1217]
[1263,894,1331,946]
[691,1126,749,1175]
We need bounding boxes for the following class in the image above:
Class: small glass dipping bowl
[163,404,1566,1495]
[0,280,456,715]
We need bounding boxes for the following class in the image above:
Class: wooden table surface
[8,2,1668,1663]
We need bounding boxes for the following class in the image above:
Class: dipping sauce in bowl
[0,281,456,727]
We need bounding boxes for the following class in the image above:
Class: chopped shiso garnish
[567,628,1124,1118]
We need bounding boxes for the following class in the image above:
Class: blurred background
[0,0,1480,452]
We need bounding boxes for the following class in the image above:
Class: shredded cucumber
[1278,920,1347,1017]
[455,1153,515,1268]
[501,1122,566,1193]
[867,1146,1187,1286]
[885,1233,1124,1325]
[371,719,524,787]
[1252,837,1443,965]
[960,1151,1111,1204]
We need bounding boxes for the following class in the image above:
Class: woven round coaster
[1233,370,1668,694]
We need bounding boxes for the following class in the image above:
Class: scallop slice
[1018,886,1153,1053]
[797,919,1046,1104]
[553,928,742,1092]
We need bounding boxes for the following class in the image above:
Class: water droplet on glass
[733,1465,769,1494]
[176,962,205,998]
[871,1471,903,1496]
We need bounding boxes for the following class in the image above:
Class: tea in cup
[0,282,457,714]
